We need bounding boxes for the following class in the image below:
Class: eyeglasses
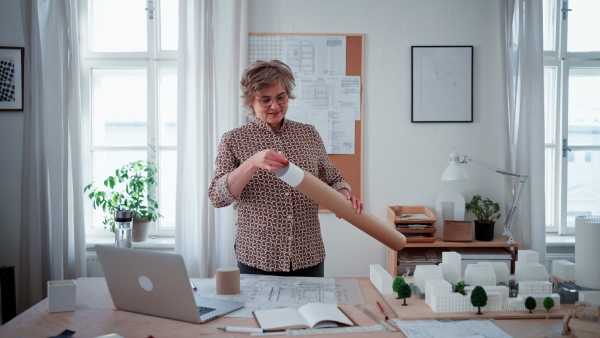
[257,93,289,107]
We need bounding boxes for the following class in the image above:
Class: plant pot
[474,221,495,241]
[132,218,150,242]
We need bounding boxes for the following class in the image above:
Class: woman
[209,60,363,277]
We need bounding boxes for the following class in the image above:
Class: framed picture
[411,46,473,122]
[0,47,24,112]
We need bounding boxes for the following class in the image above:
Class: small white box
[48,279,76,313]
[452,248,512,276]
[552,260,575,281]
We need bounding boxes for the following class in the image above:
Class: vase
[474,221,495,241]
[132,218,150,242]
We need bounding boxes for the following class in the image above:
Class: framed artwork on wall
[411,46,473,123]
[0,46,24,112]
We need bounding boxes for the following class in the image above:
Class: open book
[253,303,354,331]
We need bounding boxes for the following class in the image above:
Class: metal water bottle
[114,210,133,248]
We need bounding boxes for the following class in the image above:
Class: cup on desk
[216,267,240,295]
[47,280,76,313]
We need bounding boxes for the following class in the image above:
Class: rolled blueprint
[276,163,406,251]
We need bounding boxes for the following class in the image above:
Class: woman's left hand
[336,189,364,218]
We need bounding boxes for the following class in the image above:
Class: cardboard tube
[216,267,240,295]
[276,163,406,251]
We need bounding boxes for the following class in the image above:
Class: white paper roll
[575,215,600,289]
[275,162,305,187]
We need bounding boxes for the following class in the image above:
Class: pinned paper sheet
[276,163,406,251]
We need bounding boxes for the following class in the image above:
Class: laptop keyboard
[198,306,216,316]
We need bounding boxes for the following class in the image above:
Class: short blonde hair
[240,60,296,114]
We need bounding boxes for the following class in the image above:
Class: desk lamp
[442,149,528,244]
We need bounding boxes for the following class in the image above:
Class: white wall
[247,0,508,277]
[0,0,24,280]
[0,0,508,279]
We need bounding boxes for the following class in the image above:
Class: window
[544,0,600,235]
[80,0,178,237]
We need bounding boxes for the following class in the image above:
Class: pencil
[376,301,388,320]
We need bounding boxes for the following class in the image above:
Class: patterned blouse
[209,118,350,272]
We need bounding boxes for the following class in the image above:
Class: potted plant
[84,160,162,242]
[465,195,500,241]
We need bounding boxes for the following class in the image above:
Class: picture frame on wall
[411,46,473,123]
[0,46,24,112]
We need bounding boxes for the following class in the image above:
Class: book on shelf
[253,303,354,331]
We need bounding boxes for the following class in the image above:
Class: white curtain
[176,0,248,278]
[18,0,86,312]
[504,0,546,262]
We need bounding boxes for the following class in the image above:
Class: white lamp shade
[442,165,469,181]
[442,151,469,181]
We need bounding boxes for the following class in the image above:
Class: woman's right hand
[250,149,289,172]
[227,149,288,198]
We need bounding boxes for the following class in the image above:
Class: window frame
[80,0,177,238]
[544,0,600,235]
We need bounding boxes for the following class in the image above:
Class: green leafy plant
[470,286,488,315]
[543,297,555,313]
[525,296,537,313]
[84,160,162,233]
[465,195,501,223]
[455,281,467,295]
[392,276,406,295]
[398,283,412,306]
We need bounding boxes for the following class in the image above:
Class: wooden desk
[0,277,571,338]
[0,277,404,338]
[387,236,519,277]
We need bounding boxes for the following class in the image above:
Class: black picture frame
[0,46,24,112]
[411,46,473,123]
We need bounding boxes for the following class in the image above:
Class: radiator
[86,254,104,277]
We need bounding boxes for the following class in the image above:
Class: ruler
[285,325,385,336]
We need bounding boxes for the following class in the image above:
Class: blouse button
[288,236,293,241]
[287,215,293,219]
[285,192,290,196]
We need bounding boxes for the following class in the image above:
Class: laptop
[95,245,244,324]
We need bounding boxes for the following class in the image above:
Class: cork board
[248,33,365,211]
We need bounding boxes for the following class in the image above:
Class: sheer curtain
[18,0,86,312]
[176,0,247,278]
[504,0,546,262]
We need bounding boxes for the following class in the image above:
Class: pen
[217,327,265,333]
[190,281,197,291]
[376,301,388,320]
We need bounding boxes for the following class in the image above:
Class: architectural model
[412,249,572,314]
[438,263,460,285]
[370,264,393,295]
[424,279,503,313]
[515,263,549,283]
[464,264,496,287]
[413,265,443,296]
[579,291,600,304]
[552,260,575,281]
[477,261,510,286]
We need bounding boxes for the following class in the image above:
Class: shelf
[386,205,520,277]
[404,236,519,248]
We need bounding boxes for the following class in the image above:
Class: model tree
[392,276,406,297]
[455,281,466,295]
[470,286,488,315]
[543,297,554,313]
[525,296,537,313]
[398,282,412,306]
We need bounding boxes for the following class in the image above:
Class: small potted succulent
[84,160,162,241]
[465,195,501,241]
